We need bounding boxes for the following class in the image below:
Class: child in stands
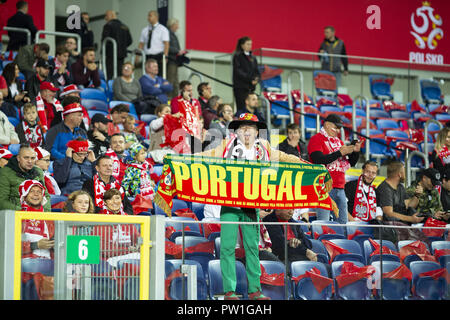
[15,103,44,147]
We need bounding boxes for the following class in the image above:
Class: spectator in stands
[103,133,128,183]
[376,160,430,244]
[0,1,9,52]
[64,37,80,68]
[308,114,361,223]
[15,102,44,147]
[345,160,383,222]
[318,26,348,88]
[138,10,169,77]
[6,1,38,51]
[139,58,173,104]
[112,62,143,102]
[264,208,317,266]
[170,80,201,114]
[430,126,450,176]
[107,103,129,136]
[71,47,101,88]
[235,92,265,123]
[44,102,87,160]
[53,138,94,195]
[34,146,60,196]
[25,58,54,101]
[15,43,50,81]
[0,147,13,168]
[59,86,90,131]
[148,104,177,162]
[82,155,133,214]
[167,18,186,99]
[102,10,133,80]
[0,90,18,118]
[405,168,445,220]
[202,95,221,130]
[0,109,19,145]
[197,82,212,111]
[2,62,31,107]
[72,12,94,51]
[87,113,112,157]
[34,81,63,131]
[209,103,234,141]
[232,36,260,111]
[123,114,145,149]
[63,190,95,214]
[49,45,72,87]
[439,168,450,222]
[278,123,309,162]
[0,144,51,211]
[122,142,156,200]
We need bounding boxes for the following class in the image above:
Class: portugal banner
[154,154,333,216]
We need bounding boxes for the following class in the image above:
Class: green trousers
[220,206,261,294]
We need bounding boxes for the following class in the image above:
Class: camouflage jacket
[405,181,442,217]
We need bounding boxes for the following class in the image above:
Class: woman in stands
[2,62,31,107]
[63,190,95,214]
[112,61,143,102]
[430,126,450,175]
[232,36,260,111]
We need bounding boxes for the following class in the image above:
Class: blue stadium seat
[207,259,248,300]
[172,199,189,213]
[397,240,430,269]
[410,261,446,300]
[165,259,208,300]
[174,236,214,279]
[8,143,20,155]
[390,110,411,120]
[328,239,365,265]
[310,239,330,264]
[345,221,374,252]
[260,260,289,300]
[385,129,409,141]
[109,101,138,119]
[311,221,346,241]
[376,119,400,132]
[166,216,202,241]
[141,114,158,124]
[369,75,394,101]
[313,70,337,97]
[331,261,372,300]
[371,261,410,300]
[88,110,108,118]
[191,202,205,221]
[343,106,366,117]
[214,237,221,259]
[152,164,163,177]
[431,241,450,267]
[435,114,450,123]
[50,195,68,206]
[7,116,19,127]
[369,109,390,119]
[81,99,109,112]
[360,129,385,139]
[290,261,332,300]
[363,239,400,264]
[80,88,108,102]
[420,79,444,105]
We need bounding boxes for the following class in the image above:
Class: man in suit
[6,1,38,51]
[264,208,317,266]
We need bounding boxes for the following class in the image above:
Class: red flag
[400,240,437,263]
[368,238,400,257]
[434,249,450,260]
[419,268,450,284]
[322,240,349,262]
[131,193,153,215]
[260,264,285,286]
[348,229,364,240]
[422,217,446,238]
[292,267,334,293]
[382,264,412,281]
[335,261,375,288]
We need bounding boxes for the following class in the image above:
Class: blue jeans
[315,188,348,224]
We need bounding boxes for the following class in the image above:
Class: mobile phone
[350,139,358,145]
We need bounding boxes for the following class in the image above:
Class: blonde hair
[435,127,450,152]
[64,190,95,213]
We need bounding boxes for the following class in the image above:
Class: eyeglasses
[40,159,51,162]
[75,152,88,157]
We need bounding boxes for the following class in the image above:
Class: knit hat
[0,148,13,160]
[60,84,81,97]
[40,81,59,92]
[128,142,146,160]
[228,113,267,131]
[19,179,47,206]
[67,139,89,153]
[34,147,50,160]
[63,102,83,116]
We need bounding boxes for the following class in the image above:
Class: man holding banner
[155,113,336,300]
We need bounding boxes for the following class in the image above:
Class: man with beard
[345,161,383,222]
[25,58,55,101]
[102,133,128,183]
[34,81,63,132]
[71,47,101,88]
[87,113,112,157]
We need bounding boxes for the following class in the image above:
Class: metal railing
[2,27,31,46]
[424,119,443,156]
[287,69,304,134]
[101,37,118,80]
[35,30,81,54]
[405,150,429,186]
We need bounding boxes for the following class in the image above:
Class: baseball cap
[40,81,59,92]
[422,168,441,186]
[36,58,51,69]
[91,113,112,125]
[324,114,344,128]
[441,166,450,181]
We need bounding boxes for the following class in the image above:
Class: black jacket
[6,11,38,51]
[24,73,59,101]
[232,51,260,91]
[263,212,312,262]
[87,129,110,158]
[278,138,309,161]
[101,19,132,59]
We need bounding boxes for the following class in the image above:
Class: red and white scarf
[352,175,377,222]
[223,137,270,161]
[320,126,350,173]
[53,58,70,86]
[178,98,201,139]
[21,203,52,259]
[93,173,123,208]
[36,93,63,132]
[101,205,126,216]
[129,160,155,199]
[105,148,124,181]
[22,120,43,148]
[438,145,450,166]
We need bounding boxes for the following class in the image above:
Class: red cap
[67,139,89,153]
[63,102,83,116]
[60,84,81,97]
[39,81,59,92]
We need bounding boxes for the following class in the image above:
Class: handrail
[162,54,167,80]
[187,71,204,83]
[2,26,31,46]
[35,30,81,54]
[287,70,304,136]
[101,37,118,80]
[424,119,442,156]
[405,151,429,187]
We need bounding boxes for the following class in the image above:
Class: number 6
[78,239,88,260]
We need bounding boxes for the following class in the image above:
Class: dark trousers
[105,56,124,81]
[233,87,251,111]
[146,53,164,77]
